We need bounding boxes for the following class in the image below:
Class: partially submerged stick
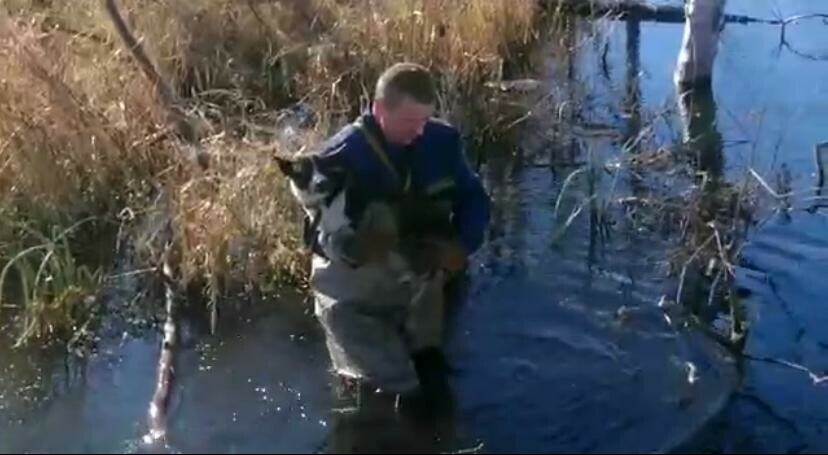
[144,239,179,445]
[102,0,201,444]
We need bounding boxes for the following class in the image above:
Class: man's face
[374,97,434,147]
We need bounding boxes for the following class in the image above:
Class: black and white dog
[275,154,455,281]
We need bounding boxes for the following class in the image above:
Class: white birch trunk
[674,0,726,87]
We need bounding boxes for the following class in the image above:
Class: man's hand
[424,238,467,274]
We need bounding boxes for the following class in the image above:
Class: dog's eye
[313,175,337,194]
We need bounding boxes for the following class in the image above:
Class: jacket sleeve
[449,135,491,255]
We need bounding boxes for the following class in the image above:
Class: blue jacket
[309,113,491,257]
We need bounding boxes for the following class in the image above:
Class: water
[684,212,828,453]
[3,0,828,452]
[577,0,828,451]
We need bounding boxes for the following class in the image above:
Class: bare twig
[103,0,174,110]
[749,167,789,200]
[706,266,723,307]
[711,224,734,275]
[778,14,828,61]
[553,166,589,222]
[103,0,209,166]
[744,353,828,385]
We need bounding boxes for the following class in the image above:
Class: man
[304,62,491,415]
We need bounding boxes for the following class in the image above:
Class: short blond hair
[374,62,437,108]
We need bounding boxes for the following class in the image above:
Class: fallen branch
[543,0,780,25]
[143,236,179,446]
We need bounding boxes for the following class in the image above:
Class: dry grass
[0,0,542,344]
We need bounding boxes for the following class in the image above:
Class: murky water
[3,1,828,452]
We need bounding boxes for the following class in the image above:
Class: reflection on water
[678,84,723,178]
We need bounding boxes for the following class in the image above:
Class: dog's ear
[276,154,315,189]
[275,155,296,176]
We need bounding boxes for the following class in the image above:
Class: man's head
[372,62,437,146]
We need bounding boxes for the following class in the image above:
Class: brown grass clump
[0,0,541,344]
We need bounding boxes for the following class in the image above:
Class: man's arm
[309,132,397,267]
[449,135,491,256]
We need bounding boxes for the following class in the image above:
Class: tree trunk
[677,85,723,176]
[674,0,726,87]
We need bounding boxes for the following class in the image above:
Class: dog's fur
[275,155,455,278]
[276,155,350,236]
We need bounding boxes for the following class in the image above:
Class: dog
[275,154,456,281]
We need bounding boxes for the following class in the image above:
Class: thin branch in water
[711,224,735,276]
[675,234,715,306]
[749,167,789,200]
[552,194,598,244]
[707,267,723,308]
[142,238,179,447]
[743,353,828,385]
[553,166,588,222]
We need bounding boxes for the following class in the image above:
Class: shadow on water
[3,0,828,453]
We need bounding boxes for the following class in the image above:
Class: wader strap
[354,119,412,193]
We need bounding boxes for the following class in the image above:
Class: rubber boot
[398,347,454,420]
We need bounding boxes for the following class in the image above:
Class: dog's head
[275,155,343,211]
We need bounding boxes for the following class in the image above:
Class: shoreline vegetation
[0,0,542,348]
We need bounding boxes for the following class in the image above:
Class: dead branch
[103,0,174,110]
[779,14,828,61]
[103,0,209,167]
[102,2,209,443]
